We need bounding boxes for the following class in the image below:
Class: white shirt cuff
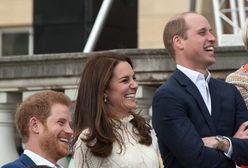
[223,136,232,158]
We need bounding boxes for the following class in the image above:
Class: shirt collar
[177,64,211,84]
[24,149,56,167]
[119,114,134,123]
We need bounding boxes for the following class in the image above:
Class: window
[0,27,33,56]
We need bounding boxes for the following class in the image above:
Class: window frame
[0,27,33,56]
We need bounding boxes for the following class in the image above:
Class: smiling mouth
[59,137,70,146]
[125,94,136,99]
[204,46,214,52]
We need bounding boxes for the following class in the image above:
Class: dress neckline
[119,114,134,123]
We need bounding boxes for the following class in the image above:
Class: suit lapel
[173,70,216,133]
[208,79,221,127]
[19,153,36,167]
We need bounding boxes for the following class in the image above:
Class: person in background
[226,18,248,168]
[2,91,73,168]
[226,18,248,107]
[73,54,160,168]
[152,12,248,168]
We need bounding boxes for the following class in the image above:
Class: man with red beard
[2,91,73,168]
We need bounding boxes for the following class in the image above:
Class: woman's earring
[104,95,108,103]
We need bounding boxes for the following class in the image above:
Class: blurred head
[16,91,73,162]
[163,12,216,71]
[242,18,248,49]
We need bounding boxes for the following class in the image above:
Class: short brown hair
[163,12,194,59]
[16,90,72,143]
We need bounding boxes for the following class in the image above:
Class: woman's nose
[130,80,138,89]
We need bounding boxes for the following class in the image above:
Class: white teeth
[59,138,69,143]
[205,46,214,51]
[126,94,136,98]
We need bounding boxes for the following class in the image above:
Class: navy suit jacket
[152,69,248,168]
[2,154,36,168]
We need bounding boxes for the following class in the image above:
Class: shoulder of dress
[79,128,90,138]
[74,128,90,148]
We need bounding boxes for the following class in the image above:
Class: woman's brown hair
[73,53,152,157]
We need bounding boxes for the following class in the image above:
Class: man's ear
[172,35,184,50]
[29,117,41,134]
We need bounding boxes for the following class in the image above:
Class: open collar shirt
[177,64,212,114]
[24,149,63,168]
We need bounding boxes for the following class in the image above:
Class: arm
[202,86,248,165]
[202,136,230,153]
[202,121,248,152]
[229,86,248,165]
[202,122,248,166]
[152,94,231,168]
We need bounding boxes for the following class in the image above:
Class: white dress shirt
[24,149,63,168]
[177,64,212,114]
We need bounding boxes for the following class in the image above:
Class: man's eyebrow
[198,27,212,31]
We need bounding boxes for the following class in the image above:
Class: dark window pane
[2,33,29,56]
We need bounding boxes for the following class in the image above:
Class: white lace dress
[73,115,160,168]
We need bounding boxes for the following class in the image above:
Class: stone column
[0,92,21,166]
[136,86,157,120]
[64,88,78,102]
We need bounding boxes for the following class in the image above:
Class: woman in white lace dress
[73,53,160,168]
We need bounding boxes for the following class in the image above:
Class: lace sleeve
[73,131,103,168]
[151,129,159,154]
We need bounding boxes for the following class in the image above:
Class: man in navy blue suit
[2,91,73,168]
[152,12,248,168]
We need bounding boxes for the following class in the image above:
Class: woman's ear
[104,88,109,95]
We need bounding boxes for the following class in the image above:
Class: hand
[202,136,218,149]
[202,136,230,153]
[234,121,248,139]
